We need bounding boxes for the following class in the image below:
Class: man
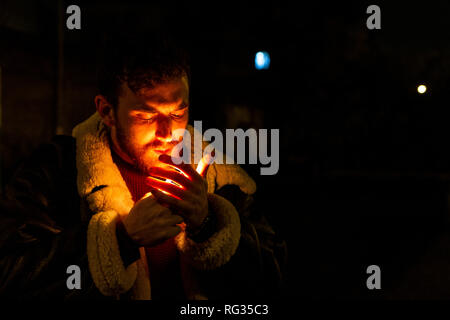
[0,33,286,300]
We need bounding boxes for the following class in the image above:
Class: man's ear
[95,95,116,127]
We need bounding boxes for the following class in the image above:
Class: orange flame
[196,152,213,177]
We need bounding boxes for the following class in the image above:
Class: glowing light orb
[417,84,427,94]
[255,51,270,70]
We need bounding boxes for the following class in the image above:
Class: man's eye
[136,113,157,121]
[171,111,186,119]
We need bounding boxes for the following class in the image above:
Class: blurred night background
[2,0,450,299]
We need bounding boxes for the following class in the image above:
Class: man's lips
[153,147,172,154]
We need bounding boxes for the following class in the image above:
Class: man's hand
[122,195,184,247]
[146,154,209,233]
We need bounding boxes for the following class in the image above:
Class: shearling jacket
[0,113,287,300]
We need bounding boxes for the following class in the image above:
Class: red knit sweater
[112,151,185,299]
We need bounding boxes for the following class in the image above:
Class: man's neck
[108,129,136,168]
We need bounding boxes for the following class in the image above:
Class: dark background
[1,0,450,299]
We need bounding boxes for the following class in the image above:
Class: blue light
[255,51,270,70]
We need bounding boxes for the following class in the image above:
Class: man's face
[111,75,189,174]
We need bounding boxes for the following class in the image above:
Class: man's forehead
[123,76,189,104]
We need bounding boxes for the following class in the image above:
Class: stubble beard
[115,119,158,175]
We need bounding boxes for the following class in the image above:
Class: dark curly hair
[96,31,190,109]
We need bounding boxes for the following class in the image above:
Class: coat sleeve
[197,184,288,299]
[0,136,105,299]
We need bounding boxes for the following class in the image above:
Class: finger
[166,214,184,225]
[164,225,182,238]
[137,192,170,209]
[137,192,172,209]
[148,167,193,190]
[146,174,186,191]
[158,154,197,181]
[145,177,185,200]
[148,186,191,216]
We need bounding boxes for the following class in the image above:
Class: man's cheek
[173,121,188,136]
[132,126,155,145]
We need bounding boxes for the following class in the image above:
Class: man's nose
[155,116,172,141]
